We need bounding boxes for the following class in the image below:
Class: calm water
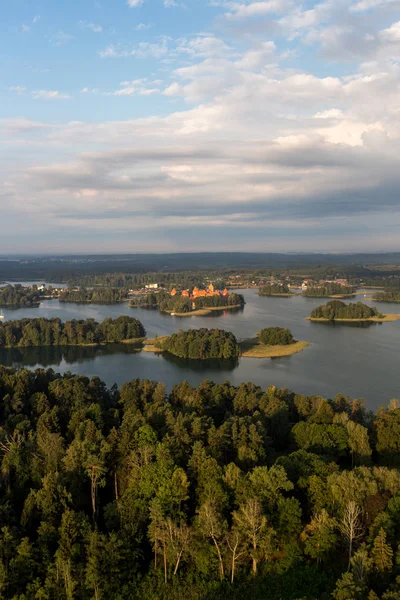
[0,289,399,409]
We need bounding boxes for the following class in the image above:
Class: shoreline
[258,293,295,298]
[142,335,311,359]
[0,337,145,350]
[307,314,400,323]
[239,339,310,358]
[165,303,244,317]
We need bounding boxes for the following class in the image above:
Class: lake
[0,289,399,409]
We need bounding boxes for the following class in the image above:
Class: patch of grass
[239,338,311,358]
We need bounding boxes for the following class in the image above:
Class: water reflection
[0,343,141,368]
[310,320,377,329]
[161,352,239,372]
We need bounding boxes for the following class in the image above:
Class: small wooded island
[0,284,42,308]
[150,328,240,359]
[258,283,293,297]
[240,326,310,358]
[145,326,310,360]
[308,300,400,322]
[59,287,128,304]
[373,290,400,303]
[0,316,145,347]
[302,283,356,298]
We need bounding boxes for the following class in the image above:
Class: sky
[1,0,400,253]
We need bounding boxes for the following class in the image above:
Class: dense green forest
[0,370,400,598]
[67,272,225,291]
[158,328,239,359]
[59,288,128,304]
[310,300,382,321]
[373,291,400,303]
[0,316,145,348]
[0,285,41,308]
[131,292,245,314]
[259,327,294,346]
[302,284,356,298]
[259,284,292,296]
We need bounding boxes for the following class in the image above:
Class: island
[302,283,356,298]
[144,326,310,360]
[307,300,400,322]
[258,283,294,297]
[131,284,245,316]
[0,284,42,308]
[373,290,400,303]
[59,287,128,304]
[147,328,240,359]
[240,326,310,358]
[0,316,146,348]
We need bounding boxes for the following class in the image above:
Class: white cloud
[31,90,71,100]
[49,31,73,46]
[350,0,399,12]
[33,15,40,24]
[225,0,293,20]
[79,21,103,33]
[314,108,345,119]
[127,0,145,6]
[380,21,400,42]
[21,24,31,33]
[8,86,27,95]
[136,23,151,30]
[99,39,169,58]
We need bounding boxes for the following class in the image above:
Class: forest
[310,300,382,321]
[0,285,42,308]
[59,288,128,304]
[132,292,245,314]
[258,327,294,346]
[302,284,356,298]
[259,284,292,296]
[0,369,400,599]
[157,328,240,359]
[0,316,145,348]
[373,291,400,303]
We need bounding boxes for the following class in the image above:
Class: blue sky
[1,0,400,253]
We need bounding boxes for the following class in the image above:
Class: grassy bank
[307,314,400,323]
[142,336,169,353]
[239,338,311,358]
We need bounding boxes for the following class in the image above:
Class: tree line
[259,284,292,296]
[259,327,294,346]
[310,300,382,321]
[373,291,400,303]
[303,284,356,298]
[0,285,42,308]
[1,370,400,598]
[131,291,245,314]
[0,316,145,348]
[158,328,240,360]
[59,288,128,304]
